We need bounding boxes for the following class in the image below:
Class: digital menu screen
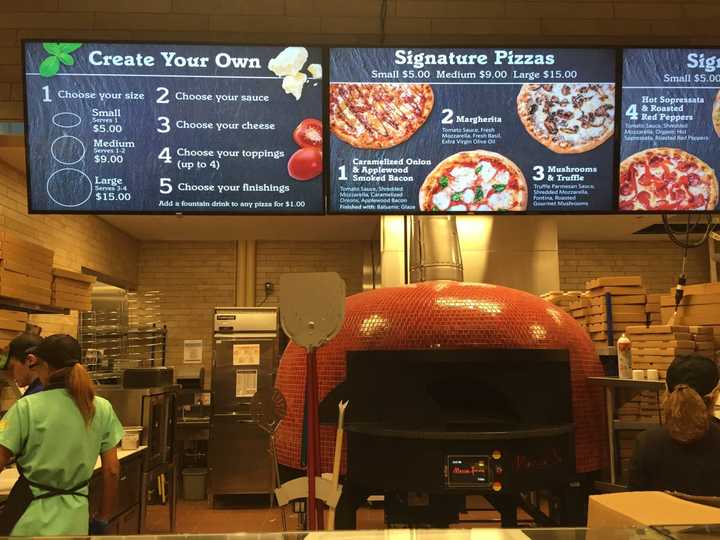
[329,48,616,214]
[620,49,720,212]
[23,41,324,213]
[446,455,490,487]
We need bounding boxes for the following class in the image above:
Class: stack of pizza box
[540,290,584,313]
[645,294,662,325]
[618,431,638,482]
[0,232,53,306]
[51,269,95,312]
[659,283,720,362]
[568,296,592,329]
[0,310,28,349]
[626,325,696,379]
[585,276,647,345]
[689,325,715,360]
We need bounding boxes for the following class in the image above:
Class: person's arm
[0,445,13,473]
[98,446,120,522]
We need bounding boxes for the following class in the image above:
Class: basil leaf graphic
[58,52,74,66]
[451,193,462,202]
[58,43,82,53]
[492,183,506,193]
[439,175,449,188]
[39,55,60,78]
[474,187,484,201]
[43,42,62,55]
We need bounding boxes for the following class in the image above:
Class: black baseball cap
[28,334,81,369]
[7,333,43,365]
[667,355,720,396]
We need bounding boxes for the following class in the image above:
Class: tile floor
[144,497,532,534]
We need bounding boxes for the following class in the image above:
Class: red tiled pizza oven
[275,280,605,475]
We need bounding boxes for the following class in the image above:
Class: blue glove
[89,517,109,535]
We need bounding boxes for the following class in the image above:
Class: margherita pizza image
[419,150,527,212]
[329,83,434,149]
[517,83,615,154]
[713,89,720,138]
[619,148,718,211]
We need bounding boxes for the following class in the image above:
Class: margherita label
[619,148,719,211]
[419,150,528,212]
[329,83,434,149]
[517,83,615,154]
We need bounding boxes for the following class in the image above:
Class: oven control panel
[446,455,491,488]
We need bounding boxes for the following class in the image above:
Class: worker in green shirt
[0,334,124,536]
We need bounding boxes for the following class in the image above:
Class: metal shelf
[0,296,69,315]
[613,420,660,431]
[588,376,666,390]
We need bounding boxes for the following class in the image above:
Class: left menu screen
[23,42,324,214]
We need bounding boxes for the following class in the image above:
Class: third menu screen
[329,48,616,214]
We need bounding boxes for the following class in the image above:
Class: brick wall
[137,241,236,369]
[3,0,720,120]
[559,240,710,293]
[0,160,139,335]
[255,241,365,306]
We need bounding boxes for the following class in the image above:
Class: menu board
[620,49,720,212]
[23,41,324,213]
[329,48,616,214]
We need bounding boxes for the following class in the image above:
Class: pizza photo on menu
[419,150,527,212]
[619,148,719,211]
[329,82,434,149]
[713,90,720,138]
[517,83,615,154]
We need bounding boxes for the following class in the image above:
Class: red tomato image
[288,147,322,181]
[293,118,322,148]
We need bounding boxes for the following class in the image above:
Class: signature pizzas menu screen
[329,48,616,214]
[620,49,720,212]
[24,42,323,213]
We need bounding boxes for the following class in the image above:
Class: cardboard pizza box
[0,259,53,282]
[662,293,720,307]
[587,304,646,316]
[632,340,695,349]
[52,268,96,284]
[627,325,690,334]
[587,313,648,324]
[673,282,720,296]
[0,310,28,323]
[591,294,646,306]
[587,492,720,528]
[52,279,92,294]
[633,347,694,357]
[0,319,25,332]
[661,305,720,326]
[586,276,643,290]
[589,286,647,297]
[0,232,54,259]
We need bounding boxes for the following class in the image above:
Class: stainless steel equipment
[209,307,279,505]
[97,381,179,531]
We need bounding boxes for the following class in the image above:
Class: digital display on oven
[447,455,491,486]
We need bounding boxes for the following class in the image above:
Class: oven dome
[275,280,605,474]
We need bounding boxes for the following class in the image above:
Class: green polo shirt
[0,389,124,536]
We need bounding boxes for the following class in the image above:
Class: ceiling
[0,134,699,243]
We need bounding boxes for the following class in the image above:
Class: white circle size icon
[46,168,93,207]
[52,112,82,129]
[50,135,86,165]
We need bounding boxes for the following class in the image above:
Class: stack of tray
[51,269,95,312]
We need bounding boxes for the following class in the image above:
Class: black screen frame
[21,38,329,216]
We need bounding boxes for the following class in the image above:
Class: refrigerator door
[212,339,277,415]
[208,414,273,500]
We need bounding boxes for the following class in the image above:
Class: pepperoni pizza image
[419,150,528,212]
[619,148,718,211]
[517,83,615,154]
[329,83,434,149]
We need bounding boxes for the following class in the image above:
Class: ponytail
[66,363,96,426]
[663,384,710,443]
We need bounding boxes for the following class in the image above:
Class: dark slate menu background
[329,47,617,214]
[621,48,720,212]
[24,42,323,213]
